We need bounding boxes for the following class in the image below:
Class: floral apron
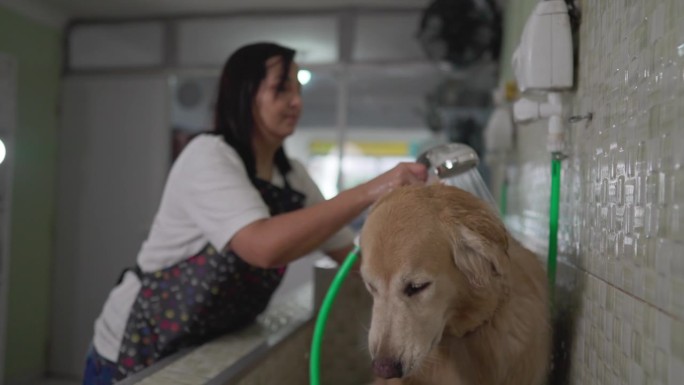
[114,176,305,378]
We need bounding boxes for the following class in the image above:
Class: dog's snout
[372,357,403,379]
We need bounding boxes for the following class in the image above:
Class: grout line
[574,263,682,322]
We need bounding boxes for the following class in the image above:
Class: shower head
[417,142,497,209]
[417,143,480,179]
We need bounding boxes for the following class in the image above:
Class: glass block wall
[492,0,684,384]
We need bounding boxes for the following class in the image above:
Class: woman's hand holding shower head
[361,162,428,203]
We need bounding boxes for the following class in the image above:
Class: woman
[83,42,427,384]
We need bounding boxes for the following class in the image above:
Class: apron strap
[116,265,143,285]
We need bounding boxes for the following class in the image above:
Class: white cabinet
[49,75,169,377]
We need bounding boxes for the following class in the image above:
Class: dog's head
[359,184,510,380]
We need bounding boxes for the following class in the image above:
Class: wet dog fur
[360,184,551,385]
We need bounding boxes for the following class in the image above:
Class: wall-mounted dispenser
[484,85,514,155]
[511,0,573,153]
[512,1,573,93]
[484,82,518,216]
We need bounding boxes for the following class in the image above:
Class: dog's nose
[372,357,403,379]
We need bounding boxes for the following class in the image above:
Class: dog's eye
[404,282,431,297]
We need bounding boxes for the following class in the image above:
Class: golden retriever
[359,184,551,385]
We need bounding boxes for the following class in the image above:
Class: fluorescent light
[298,69,312,85]
[0,139,5,165]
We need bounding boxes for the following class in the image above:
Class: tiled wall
[493,0,684,384]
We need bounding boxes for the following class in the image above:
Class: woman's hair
[214,42,296,182]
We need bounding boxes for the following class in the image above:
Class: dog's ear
[441,211,510,288]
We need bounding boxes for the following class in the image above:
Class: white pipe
[546,92,565,153]
[512,91,566,153]
[539,92,563,117]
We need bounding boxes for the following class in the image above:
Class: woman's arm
[228,162,426,268]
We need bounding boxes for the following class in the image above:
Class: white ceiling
[1,0,431,27]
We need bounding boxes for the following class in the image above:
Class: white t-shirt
[93,134,354,361]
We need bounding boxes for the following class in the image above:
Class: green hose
[548,155,562,309]
[310,246,360,385]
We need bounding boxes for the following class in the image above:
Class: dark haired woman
[83,42,426,384]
